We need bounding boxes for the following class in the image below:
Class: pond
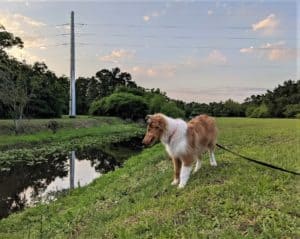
[0,137,143,219]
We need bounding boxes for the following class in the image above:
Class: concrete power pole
[69,11,76,117]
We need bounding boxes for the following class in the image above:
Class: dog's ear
[145,114,152,123]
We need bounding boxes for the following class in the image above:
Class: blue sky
[0,0,298,102]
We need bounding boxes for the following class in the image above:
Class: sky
[0,0,298,103]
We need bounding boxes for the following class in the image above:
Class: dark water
[0,137,143,219]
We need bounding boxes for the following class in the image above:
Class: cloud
[143,15,150,22]
[6,47,44,64]
[99,49,135,63]
[0,11,47,62]
[183,50,228,67]
[252,14,279,34]
[240,46,254,54]
[167,87,268,103]
[142,6,167,22]
[240,41,295,61]
[131,64,176,78]
[207,10,213,16]
[0,11,47,49]
[0,11,45,35]
[204,50,227,64]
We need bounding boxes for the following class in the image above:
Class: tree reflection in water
[0,138,143,219]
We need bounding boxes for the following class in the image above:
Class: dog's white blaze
[209,151,217,166]
[178,165,192,188]
[161,116,188,158]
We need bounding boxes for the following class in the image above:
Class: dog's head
[142,114,166,146]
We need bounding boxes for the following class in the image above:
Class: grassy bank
[0,117,140,150]
[0,117,144,168]
[0,115,121,135]
[0,118,299,238]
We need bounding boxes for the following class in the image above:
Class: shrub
[283,104,300,118]
[247,104,270,118]
[89,99,106,116]
[89,92,149,120]
[149,95,166,114]
[47,120,59,134]
[245,105,256,117]
[160,102,185,118]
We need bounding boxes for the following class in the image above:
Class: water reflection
[70,151,75,189]
[0,138,142,219]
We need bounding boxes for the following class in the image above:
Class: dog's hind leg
[193,156,202,174]
[171,157,181,185]
[178,157,193,188]
[209,150,217,166]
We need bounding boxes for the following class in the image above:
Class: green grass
[0,116,134,150]
[0,118,299,238]
[0,115,122,135]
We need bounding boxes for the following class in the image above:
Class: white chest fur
[161,116,188,158]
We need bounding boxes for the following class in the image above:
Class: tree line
[0,25,299,128]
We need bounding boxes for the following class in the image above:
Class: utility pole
[69,11,76,117]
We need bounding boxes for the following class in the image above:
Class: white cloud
[6,47,43,64]
[240,46,254,53]
[207,10,213,16]
[0,11,45,35]
[142,6,168,22]
[0,11,47,62]
[0,12,46,48]
[143,15,150,22]
[131,64,176,78]
[204,50,227,64]
[240,41,295,61]
[252,14,279,35]
[99,49,135,63]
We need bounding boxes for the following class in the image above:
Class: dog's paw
[171,179,179,185]
[178,183,185,189]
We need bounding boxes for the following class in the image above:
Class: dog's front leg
[178,157,193,188]
[171,157,181,185]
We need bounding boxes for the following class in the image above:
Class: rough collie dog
[142,113,217,188]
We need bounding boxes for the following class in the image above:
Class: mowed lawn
[0,118,299,238]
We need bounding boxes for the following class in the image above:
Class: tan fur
[186,115,217,159]
[172,157,181,181]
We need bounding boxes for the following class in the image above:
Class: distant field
[0,118,299,238]
[0,115,122,135]
[0,116,134,150]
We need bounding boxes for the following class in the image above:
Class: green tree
[160,101,185,118]
[90,92,148,120]
[0,25,23,50]
[248,104,270,118]
[283,104,300,118]
[76,77,90,115]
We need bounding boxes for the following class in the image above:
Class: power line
[76,22,296,30]
[73,33,297,41]
[75,42,297,50]
[34,31,296,41]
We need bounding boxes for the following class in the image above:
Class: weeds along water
[0,132,144,219]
